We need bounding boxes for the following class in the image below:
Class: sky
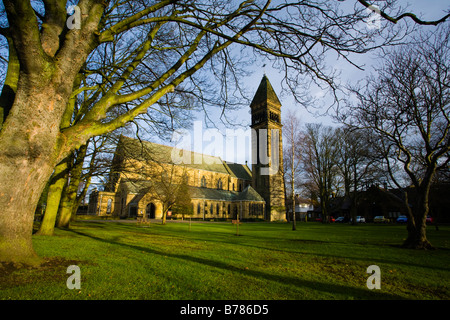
[170,0,450,165]
[76,0,449,191]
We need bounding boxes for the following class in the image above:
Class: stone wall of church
[88,191,116,216]
[91,189,265,221]
[185,199,264,221]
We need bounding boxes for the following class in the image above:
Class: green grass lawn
[1,220,449,300]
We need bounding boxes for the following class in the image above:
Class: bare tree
[172,173,193,221]
[302,123,340,223]
[344,26,450,249]
[283,109,302,229]
[335,127,379,223]
[146,164,185,225]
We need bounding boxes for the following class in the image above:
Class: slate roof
[224,162,252,180]
[250,75,281,109]
[117,135,252,180]
[235,185,265,202]
[119,180,153,194]
[188,186,239,201]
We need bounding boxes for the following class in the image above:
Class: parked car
[426,215,433,224]
[374,216,390,223]
[315,216,335,223]
[397,215,408,223]
[335,216,345,223]
[350,216,366,223]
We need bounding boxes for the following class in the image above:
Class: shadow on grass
[67,229,405,300]
[76,220,450,277]
[134,224,450,274]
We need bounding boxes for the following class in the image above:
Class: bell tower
[250,75,286,221]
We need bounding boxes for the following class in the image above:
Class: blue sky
[179,0,450,164]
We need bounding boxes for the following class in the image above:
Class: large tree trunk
[403,217,432,249]
[402,189,433,250]
[1,141,68,266]
[0,64,74,264]
[0,159,54,265]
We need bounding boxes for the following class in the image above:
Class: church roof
[250,75,281,109]
[188,186,239,201]
[190,185,264,202]
[118,179,153,196]
[117,136,250,179]
[235,185,265,202]
[224,162,252,181]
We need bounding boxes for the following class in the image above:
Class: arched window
[216,203,220,216]
[217,178,223,189]
[201,176,207,187]
[106,199,112,214]
[197,203,201,215]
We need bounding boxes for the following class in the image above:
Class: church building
[88,75,286,221]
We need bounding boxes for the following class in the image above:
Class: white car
[350,216,366,223]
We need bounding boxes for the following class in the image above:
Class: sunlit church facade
[89,76,286,221]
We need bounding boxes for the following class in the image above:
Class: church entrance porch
[146,203,156,219]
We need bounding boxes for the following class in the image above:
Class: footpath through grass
[1,220,449,300]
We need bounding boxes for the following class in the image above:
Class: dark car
[397,215,408,223]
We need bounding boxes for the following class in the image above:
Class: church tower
[250,75,286,221]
